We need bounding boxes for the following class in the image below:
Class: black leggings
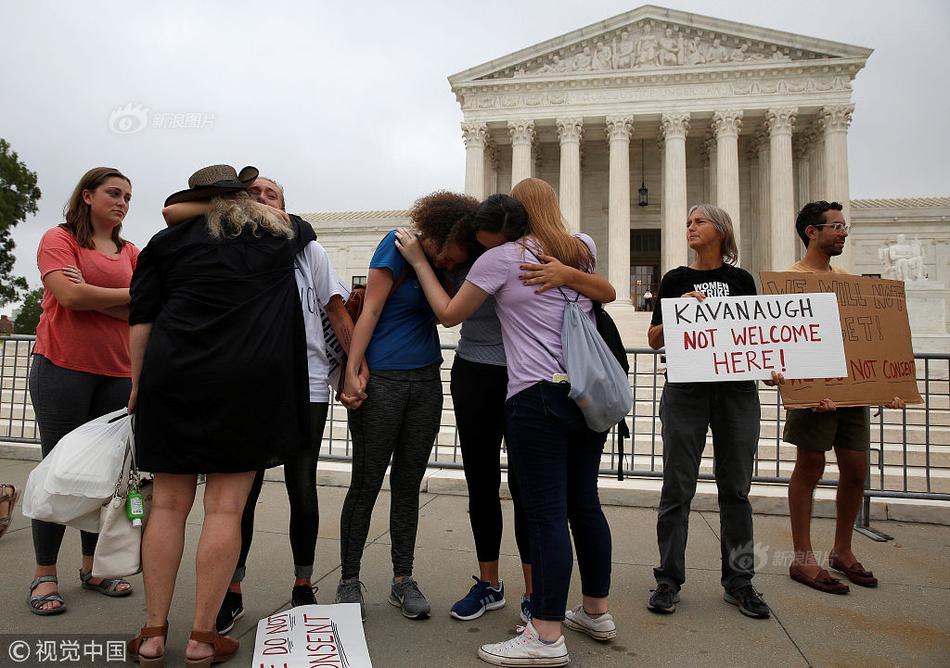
[29,354,131,566]
[451,356,529,565]
[234,402,329,582]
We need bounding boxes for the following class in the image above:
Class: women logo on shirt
[692,281,730,297]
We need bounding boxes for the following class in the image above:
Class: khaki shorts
[783,406,871,452]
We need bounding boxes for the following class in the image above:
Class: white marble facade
[303,6,949,343]
[448,5,872,303]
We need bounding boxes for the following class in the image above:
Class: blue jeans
[504,381,611,621]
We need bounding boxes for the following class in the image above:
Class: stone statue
[571,46,593,71]
[730,43,750,62]
[769,47,790,61]
[613,30,636,69]
[685,36,707,65]
[706,38,728,63]
[634,24,659,67]
[593,40,613,70]
[657,28,681,66]
[880,234,928,282]
[537,54,568,74]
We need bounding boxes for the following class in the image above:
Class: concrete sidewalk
[0,457,948,667]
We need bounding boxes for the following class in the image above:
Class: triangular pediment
[449,5,871,85]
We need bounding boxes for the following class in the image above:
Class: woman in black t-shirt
[645,204,772,621]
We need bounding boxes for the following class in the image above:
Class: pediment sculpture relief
[483,21,833,80]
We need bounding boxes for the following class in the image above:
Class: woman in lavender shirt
[395,178,616,667]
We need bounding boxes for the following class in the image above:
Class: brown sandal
[0,484,18,539]
[128,622,168,667]
[789,562,850,594]
[185,630,239,667]
[829,557,878,587]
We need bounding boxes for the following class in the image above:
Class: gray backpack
[522,244,632,432]
[561,298,632,432]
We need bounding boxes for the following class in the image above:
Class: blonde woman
[646,204,770,620]
[127,165,314,667]
[393,178,616,667]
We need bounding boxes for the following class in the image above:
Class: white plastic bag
[45,409,131,498]
[561,301,632,433]
[21,456,104,531]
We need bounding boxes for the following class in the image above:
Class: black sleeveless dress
[129,215,314,473]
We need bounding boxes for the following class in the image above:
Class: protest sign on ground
[761,272,922,408]
[662,293,847,383]
[253,603,372,668]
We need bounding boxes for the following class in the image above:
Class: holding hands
[339,363,371,410]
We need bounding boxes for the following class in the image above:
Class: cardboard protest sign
[252,603,372,668]
[761,272,922,408]
[662,294,847,383]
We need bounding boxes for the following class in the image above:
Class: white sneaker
[563,604,617,641]
[478,621,570,666]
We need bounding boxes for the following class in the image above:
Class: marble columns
[606,115,633,303]
[755,128,772,278]
[661,112,690,273]
[767,107,798,271]
[820,104,855,271]
[712,110,743,256]
[462,122,487,200]
[508,120,535,188]
[557,118,583,234]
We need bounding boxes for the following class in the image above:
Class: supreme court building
[306,6,949,324]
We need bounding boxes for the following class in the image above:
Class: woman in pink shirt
[28,167,139,615]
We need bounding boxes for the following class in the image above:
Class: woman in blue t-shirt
[335,191,480,621]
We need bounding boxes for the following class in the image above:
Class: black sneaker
[647,583,680,614]
[292,584,318,607]
[724,585,771,619]
[216,590,244,634]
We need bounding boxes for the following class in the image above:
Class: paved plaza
[0,457,948,667]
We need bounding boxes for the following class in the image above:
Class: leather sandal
[829,557,878,587]
[128,622,168,667]
[185,630,239,667]
[0,483,18,539]
[80,569,133,597]
[789,562,850,594]
[28,575,66,615]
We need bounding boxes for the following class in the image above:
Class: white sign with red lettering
[252,604,372,668]
[661,293,847,383]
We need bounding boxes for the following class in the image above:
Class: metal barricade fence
[2,335,949,507]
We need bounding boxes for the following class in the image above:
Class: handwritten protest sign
[253,603,372,668]
[661,294,847,383]
[761,272,922,408]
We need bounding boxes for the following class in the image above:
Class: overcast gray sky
[3,0,949,305]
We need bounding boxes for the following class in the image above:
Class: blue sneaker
[520,594,533,624]
[450,576,506,621]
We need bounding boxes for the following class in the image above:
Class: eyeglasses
[813,223,850,233]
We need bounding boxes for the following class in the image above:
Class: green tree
[13,286,43,334]
[0,138,42,305]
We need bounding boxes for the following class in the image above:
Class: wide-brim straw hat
[164,164,259,206]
